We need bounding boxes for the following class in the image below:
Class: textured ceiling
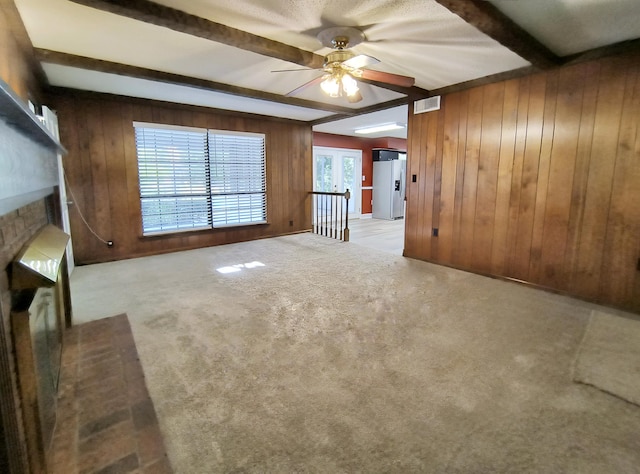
[14,0,640,139]
[488,0,640,56]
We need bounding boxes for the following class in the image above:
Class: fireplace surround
[10,224,70,472]
[0,76,69,473]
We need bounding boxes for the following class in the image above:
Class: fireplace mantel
[0,78,66,216]
[0,79,65,153]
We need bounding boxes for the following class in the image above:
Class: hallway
[347,217,405,255]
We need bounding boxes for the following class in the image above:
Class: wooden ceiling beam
[69,0,326,69]
[433,0,561,69]
[430,65,538,97]
[46,85,320,125]
[35,49,358,115]
[562,37,640,66]
[68,0,420,97]
[357,78,430,99]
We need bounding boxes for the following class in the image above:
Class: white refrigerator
[372,157,406,220]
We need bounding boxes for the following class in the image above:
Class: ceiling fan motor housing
[331,36,351,49]
[324,49,355,70]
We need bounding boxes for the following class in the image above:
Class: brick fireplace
[1,74,69,472]
[0,198,52,472]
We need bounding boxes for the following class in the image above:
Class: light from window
[134,123,266,235]
[209,131,266,227]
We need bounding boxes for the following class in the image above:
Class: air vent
[414,96,441,114]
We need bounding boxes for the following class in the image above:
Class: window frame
[133,122,267,236]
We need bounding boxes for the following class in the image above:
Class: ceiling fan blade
[347,90,363,103]
[360,69,415,88]
[342,54,379,70]
[272,67,322,73]
[285,75,325,97]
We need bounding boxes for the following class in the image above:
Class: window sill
[139,222,270,239]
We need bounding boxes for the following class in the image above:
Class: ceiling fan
[275,27,415,103]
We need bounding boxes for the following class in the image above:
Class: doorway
[313,146,362,219]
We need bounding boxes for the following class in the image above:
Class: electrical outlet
[432,228,439,237]
[412,174,417,183]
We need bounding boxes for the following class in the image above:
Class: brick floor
[48,314,172,473]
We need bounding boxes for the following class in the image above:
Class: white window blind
[134,123,266,235]
[209,131,266,227]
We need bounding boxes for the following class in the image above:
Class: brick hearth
[48,314,172,473]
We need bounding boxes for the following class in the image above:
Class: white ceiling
[14,0,640,139]
[313,105,410,139]
[488,0,640,56]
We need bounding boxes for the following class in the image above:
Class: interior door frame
[312,146,362,219]
[42,106,75,274]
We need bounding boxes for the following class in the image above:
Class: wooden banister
[310,190,350,242]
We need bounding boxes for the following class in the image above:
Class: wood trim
[433,0,560,69]
[11,303,47,474]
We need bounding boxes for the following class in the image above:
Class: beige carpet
[573,310,640,406]
[71,233,640,473]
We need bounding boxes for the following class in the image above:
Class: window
[134,122,266,235]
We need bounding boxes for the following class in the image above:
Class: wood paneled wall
[405,51,640,313]
[50,91,313,264]
[0,0,40,101]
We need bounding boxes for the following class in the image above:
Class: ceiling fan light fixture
[320,74,340,97]
[341,73,359,97]
[321,70,360,99]
[354,122,406,135]
[279,27,414,104]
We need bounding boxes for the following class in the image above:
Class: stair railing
[310,189,350,242]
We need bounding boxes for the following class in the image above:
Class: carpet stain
[143,312,178,331]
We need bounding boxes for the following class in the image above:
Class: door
[313,146,362,219]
